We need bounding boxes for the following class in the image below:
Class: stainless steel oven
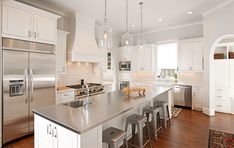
[119,81,130,90]
[119,61,131,71]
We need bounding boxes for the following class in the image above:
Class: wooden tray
[122,87,146,97]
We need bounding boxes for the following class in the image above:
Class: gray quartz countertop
[33,86,172,134]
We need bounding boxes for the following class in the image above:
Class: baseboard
[203,107,215,116]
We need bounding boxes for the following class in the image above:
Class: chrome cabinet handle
[47,124,52,135]
[28,31,32,37]
[54,127,57,138]
[30,69,34,103]
[24,68,29,104]
[34,32,37,38]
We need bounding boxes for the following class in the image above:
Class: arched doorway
[209,34,234,115]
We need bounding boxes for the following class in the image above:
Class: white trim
[155,39,179,45]
[203,107,215,116]
[133,21,203,36]
[202,0,234,17]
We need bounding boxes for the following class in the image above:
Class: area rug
[171,106,182,118]
[209,129,234,148]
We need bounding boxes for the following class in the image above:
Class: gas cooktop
[66,83,104,98]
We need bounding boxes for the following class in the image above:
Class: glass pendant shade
[99,0,112,49]
[99,23,112,49]
[121,33,133,46]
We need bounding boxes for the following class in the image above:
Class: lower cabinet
[192,86,203,111]
[35,115,102,148]
[35,115,78,148]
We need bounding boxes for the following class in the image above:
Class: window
[156,42,178,78]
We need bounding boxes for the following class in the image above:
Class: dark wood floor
[3,109,234,148]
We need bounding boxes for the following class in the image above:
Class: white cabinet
[2,0,59,44]
[2,3,32,39]
[56,30,69,74]
[35,115,78,148]
[33,14,57,43]
[132,45,155,72]
[214,60,229,87]
[104,84,113,93]
[120,46,131,61]
[179,38,203,71]
[56,90,75,104]
[192,86,203,111]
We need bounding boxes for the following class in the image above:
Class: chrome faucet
[83,84,90,105]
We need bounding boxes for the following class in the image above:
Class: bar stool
[153,100,171,129]
[125,114,152,148]
[102,127,128,148]
[142,106,163,141]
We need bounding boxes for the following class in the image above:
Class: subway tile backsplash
[57,62,102,87]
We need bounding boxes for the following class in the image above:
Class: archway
[209,34,234,116]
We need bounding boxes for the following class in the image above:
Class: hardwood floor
[3,109,234,148]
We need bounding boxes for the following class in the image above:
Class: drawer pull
[63,94,69,96]
[216,105,222,107]
[216,96,223,98]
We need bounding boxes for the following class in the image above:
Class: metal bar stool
[103,127,128,148]
[153,100,171,129]
[125,114,152,148]
[142,106,163,141]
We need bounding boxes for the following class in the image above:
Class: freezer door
[29,52,56,132]
[2,50,29,144]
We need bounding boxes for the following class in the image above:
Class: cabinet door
[55,124,78,148]
[214,60,229,87]
[192,86,203,110]
[192,42,203,71]
[131,47,140,71]
[179,43,193,71]
[37,116,53,148]
[2,5,32,39]
[56,31,68,74]
[141,47,154,72]
[33,15,56,44]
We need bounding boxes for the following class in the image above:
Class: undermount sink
[63,100,92,108]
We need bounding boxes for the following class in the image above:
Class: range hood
[68,13,103,63]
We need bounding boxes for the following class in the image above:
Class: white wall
[203,1,234,116]
[133,23,203,44]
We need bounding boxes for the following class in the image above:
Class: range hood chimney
[68,13,103,63]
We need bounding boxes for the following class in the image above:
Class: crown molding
[202,0,234,17]
[133,21,203,36]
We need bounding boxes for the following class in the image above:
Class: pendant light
[121,0,133,46]
[137,2,146,47]
[99,0,112,49]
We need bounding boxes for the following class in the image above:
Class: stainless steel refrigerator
[2,38,56,144]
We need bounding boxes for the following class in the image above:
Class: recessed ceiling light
[188,11,193,14]
[131,25,135,28]
[158,18,163,22]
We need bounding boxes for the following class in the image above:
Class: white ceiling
[21,0,229,33]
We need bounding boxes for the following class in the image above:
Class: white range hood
[68,13,103,63]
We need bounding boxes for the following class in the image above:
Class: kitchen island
[33,86,172,148]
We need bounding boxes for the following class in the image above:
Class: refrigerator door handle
[24,68,29,104]
[30,69,34,103]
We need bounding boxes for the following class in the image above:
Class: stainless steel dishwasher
[174,85,192,109]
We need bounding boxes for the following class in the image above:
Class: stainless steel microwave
[119,61,131,71]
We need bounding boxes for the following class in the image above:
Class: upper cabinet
[132,45,155,72]
[2,0,60,44]
[178,38,203,72]
[56,30,69,74]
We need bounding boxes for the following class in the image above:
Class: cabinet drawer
[215,100,229,112]
[57,91,74,101]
